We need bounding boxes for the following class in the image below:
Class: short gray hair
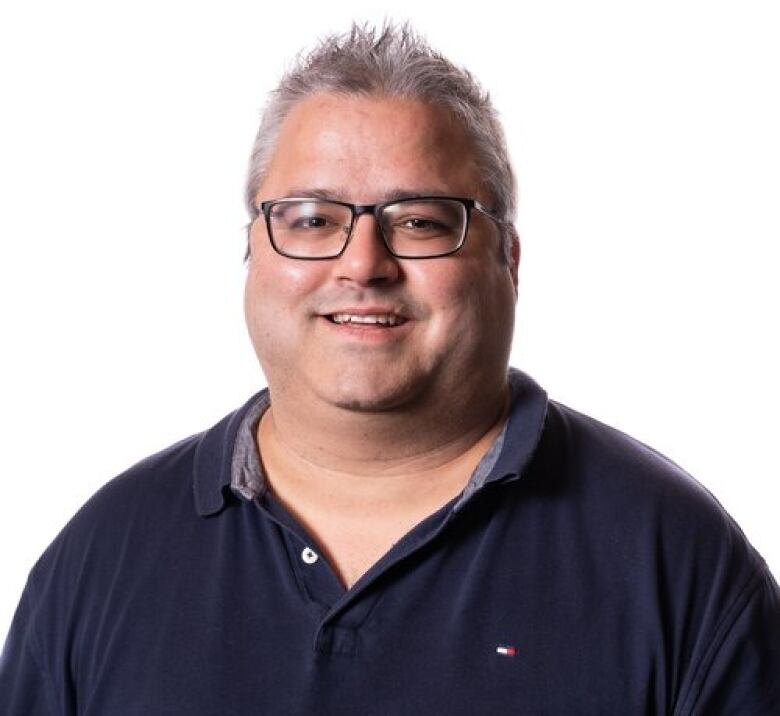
[244,20,518,263]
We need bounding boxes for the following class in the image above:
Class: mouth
[325,312,408,327]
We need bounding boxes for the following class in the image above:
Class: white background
[1,0,778,641]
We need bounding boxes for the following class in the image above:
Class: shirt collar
[192,391,265,517]
[193,367,548,517]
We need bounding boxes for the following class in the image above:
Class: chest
[68,507,671,716]
[52,465,698,716]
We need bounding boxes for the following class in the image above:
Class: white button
[301,547,319,565]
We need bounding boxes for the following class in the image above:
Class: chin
[319,373,424,414]
[331,398,394,412]
[327,390,411,413]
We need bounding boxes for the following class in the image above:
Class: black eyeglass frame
[255,196,504,260]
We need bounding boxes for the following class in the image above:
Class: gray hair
[244,20,518,263]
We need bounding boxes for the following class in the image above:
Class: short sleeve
[0,582,58,716]
[680,565,780,715]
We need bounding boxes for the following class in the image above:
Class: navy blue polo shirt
[2,369,779,714]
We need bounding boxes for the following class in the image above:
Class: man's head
[244,21,518,265]
[243,22,520,419]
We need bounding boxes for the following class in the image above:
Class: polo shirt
[1,368,778,714]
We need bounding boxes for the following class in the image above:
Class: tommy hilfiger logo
[496,645,518,657]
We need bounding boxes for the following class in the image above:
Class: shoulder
[23,386,270,600]
[80,431,202,517]
[29,389,267,581]
[62,430,201,526]
[503,397,779,710]
[531,399,760,556]
[25,431,204,596]
[510,397,768,629]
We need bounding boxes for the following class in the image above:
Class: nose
[334,213,401,285]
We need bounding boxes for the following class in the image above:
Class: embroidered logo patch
[496,645,517,657]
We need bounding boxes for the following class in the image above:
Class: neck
[258,384,510,533]
[262,377,510,476]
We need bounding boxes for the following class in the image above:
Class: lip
[317,306,410,320]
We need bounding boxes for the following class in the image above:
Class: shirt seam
[673,559,769,716]
[21,573,63,716]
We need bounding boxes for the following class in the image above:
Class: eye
[291,215,331,230]
[400,217,448,231]
[270,201,347,234]
[390,214,455,239]
[383,199,464,240]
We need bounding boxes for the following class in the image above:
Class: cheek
[407,263,480,342]
[419,261,515,346]
[247,222,325,303]
[244,258,327,368]
[415,259,503,313]
[246,250,324,312]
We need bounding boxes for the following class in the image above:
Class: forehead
[257,93,483,203]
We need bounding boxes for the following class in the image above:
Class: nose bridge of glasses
[344,203,392,253]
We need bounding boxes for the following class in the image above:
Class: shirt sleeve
[679,564,780,715]
[0,583,59,716]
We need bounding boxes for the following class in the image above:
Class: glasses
[255,196,502,259]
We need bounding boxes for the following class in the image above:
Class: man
[2,21,778,715]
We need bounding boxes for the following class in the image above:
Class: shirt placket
[254,486,465,657]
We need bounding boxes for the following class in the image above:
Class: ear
[509,230,520,291]
[244,218,259,264]
[243,231,252,263]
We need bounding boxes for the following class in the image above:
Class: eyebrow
[282,187,460,203]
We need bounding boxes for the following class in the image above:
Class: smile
[328,313,407,327]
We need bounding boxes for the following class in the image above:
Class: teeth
[331,313,404,326]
